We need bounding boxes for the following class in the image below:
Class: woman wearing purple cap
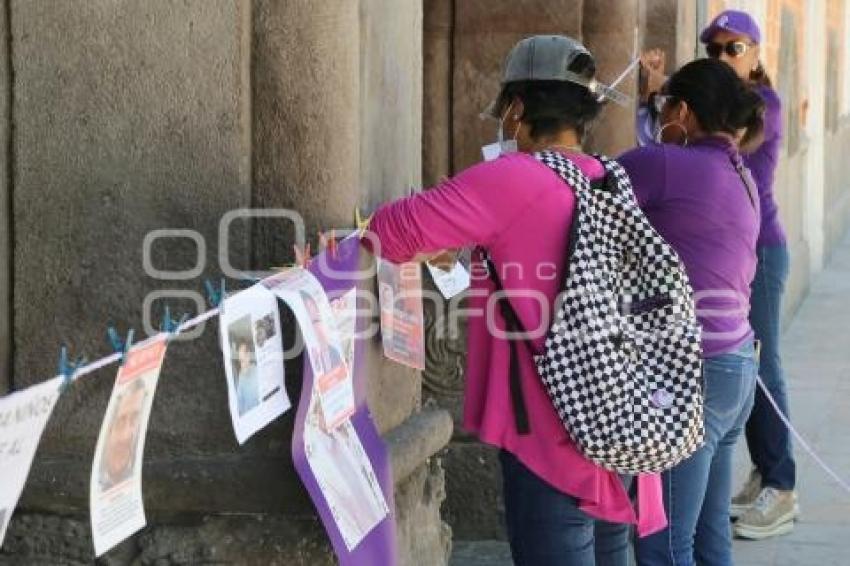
[363,35,666,565]
[640,9,798,541]
[700,10,798,541]
[619,58,765,565]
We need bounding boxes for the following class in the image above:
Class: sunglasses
[705,40,753,59]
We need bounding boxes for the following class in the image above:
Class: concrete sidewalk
[451,233,850,566]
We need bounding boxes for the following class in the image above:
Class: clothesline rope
[61,306,222,384]
[42,285,850,500]
[755,376,850,496]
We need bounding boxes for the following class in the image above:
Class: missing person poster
[377,259,425,370]
[291,235,398,565]
[219,283,290,444]
[264,268,355,431]
[0,377,62,548]
[90,336,167,557]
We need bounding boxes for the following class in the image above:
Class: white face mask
[481,102,519,161]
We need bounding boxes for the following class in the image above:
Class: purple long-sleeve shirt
[618,137,760,357]
[744,85,785,246]
[636,84,785,247]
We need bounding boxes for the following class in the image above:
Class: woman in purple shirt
[639,10,797,540]
[697,11,798,541]
[619,58,764,566]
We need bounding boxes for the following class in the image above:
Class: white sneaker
[734,487,799,540]
[730,468,761,519]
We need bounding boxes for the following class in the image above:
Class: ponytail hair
[667,58,766,143]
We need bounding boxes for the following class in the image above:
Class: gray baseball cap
[482,35,629,118]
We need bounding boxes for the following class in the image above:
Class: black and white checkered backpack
[487,151,704,474]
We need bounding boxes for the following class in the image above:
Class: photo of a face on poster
[99,379,147,491]
[220,284,290,444]
[301,290,345,377]
[90,337,168,557]
[303,392,389,551]
[228,316,260,417]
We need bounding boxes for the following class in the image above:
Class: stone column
[423,0,454,187]
[253,1,452,564]
[582,0,640,156]
[6,0,270,562]
[452,0,583,173]
[4,0,451,562]
[642,0,678,69]
[0,0,9,396]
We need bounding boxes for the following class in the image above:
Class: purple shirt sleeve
[635,105,658,148]
[617,145,668,209]
[364,154,541,263]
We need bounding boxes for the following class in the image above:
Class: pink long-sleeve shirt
[365,151,666,536]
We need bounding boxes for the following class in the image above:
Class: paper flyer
[291,236,398,565]
[90,336,167,557]
[377,259,426,370]
[426,260,471,299]
[219,283,290,444]
[264,269,355,430]
[0,377,62,548]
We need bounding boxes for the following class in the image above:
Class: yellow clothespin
[355,206,373,237]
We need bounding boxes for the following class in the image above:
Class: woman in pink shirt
[364,36,665,566]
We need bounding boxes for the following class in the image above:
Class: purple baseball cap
[699,10,761,44]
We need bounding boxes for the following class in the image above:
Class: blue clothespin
[107,326,135,366]
[160,304,189,339]
[204,278,227,309]
[58,345,86,393]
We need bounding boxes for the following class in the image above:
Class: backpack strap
[479,151,610,436]
[479,249,534,435]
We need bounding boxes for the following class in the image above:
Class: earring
[658,122,689,147]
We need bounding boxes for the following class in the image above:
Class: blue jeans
[500,450,632,566]
[635,341,758,566]
[746,244,795,490]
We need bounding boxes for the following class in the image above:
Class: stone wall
[1,1,451,564]
[823,118,850,257]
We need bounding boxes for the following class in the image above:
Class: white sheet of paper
[220,284,290,444]
[426,261,470,299]
[0,377,61,548]
[90,336,167,557]
[264,268,356,430]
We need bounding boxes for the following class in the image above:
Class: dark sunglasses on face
[705,40,753,59]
